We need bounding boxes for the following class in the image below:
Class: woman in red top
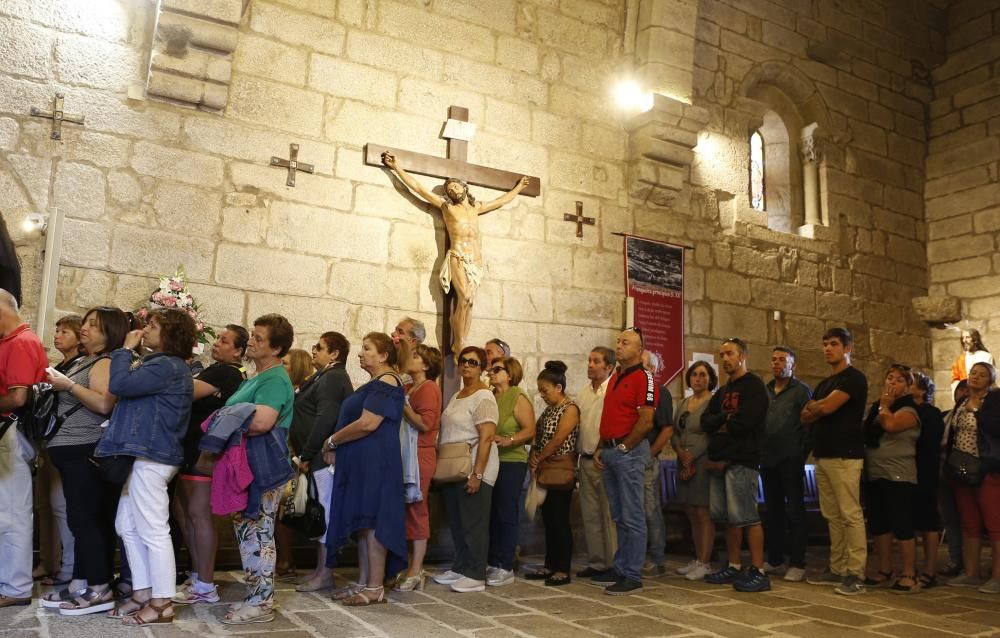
[395,344,443,591]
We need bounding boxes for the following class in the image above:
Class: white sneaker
[762,562,783,574]
[433,570,463,585]
[450,577,486,593]
[685,562,710,581]
[784,567,806,582]
[485,565,499,578]
[487,568,514,587]
[675,559,698,576]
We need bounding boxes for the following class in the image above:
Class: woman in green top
[485,357,536,586]
[221,314,295,625]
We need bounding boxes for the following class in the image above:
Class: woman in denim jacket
[96,308,196,626]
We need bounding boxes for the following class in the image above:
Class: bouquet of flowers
[136,266,215,352]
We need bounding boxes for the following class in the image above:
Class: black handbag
[945,448,985,487]
[91,454,135,486]
[282,471,327,540]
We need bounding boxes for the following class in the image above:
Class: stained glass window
[750,130,765,211]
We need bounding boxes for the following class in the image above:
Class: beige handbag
[433,442,474,483]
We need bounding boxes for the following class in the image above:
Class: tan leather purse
[536,453,577,490]
[433,442,473,483]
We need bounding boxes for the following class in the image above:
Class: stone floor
[6,555,1000,638]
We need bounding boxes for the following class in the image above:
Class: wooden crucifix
[270,143,314,187]
[368,106,540,361]
[564,201,595,238]
[30,93,84,140]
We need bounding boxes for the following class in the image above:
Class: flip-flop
[40,588,83,609]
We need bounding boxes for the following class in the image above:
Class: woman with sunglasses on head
[433,346,499,593]
[171,325,249,606]
[484,356,535,587]
[42,307,132,615]
[669,361,718,581]
[862,365,921,594]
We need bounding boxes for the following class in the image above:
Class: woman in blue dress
[323,332,407,606]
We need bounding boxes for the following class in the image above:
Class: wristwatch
[471,472,484,480]
[616,443,628,452]
[326,439,339,451]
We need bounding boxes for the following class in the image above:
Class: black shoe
[589,569,618,587]
[545,574,571,587]
[523,570,552,581]
[576,567,602,578]
[604,578,643,596]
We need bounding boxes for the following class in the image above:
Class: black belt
[602,438,626,449]
[581,453,595,460]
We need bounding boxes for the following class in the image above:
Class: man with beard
[382,153,530,358]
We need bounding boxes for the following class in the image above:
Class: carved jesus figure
[382,152,530,358]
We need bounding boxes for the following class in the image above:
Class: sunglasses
[458,357,482,368]
[488,366,507,374]
[625,325,645,346]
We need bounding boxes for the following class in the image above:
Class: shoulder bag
[433,441,473,483]
[536,453,577,490]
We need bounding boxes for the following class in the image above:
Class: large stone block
[345,31,443,80]
[496,36,540,74]
[246,291,354,336]
[815,292,864,324]
[0,118,17,150]
[501,282,553,322]
[328,261,420,310]
[870,329,928,366]
[183,115,336,169]
[155,12,239,53]
[0,15,52,80]
[397,79,484,123]
[571,250,622,292]
[249,1,345,55]
[549,151,624,199]
[487,237,572,287]
[233,34,308,86]
[229,163,352,211]
[911,296,961,324]
[55,33,144,91]
[152,182,222,232]
[61,219,110,269]
[6,154,52,212]
[730,245,780,280]
[110,225,216,280]
[705,270,750,304]
[352,183,434,225]
[310,55,397,108]
[442,55,548,107]
[927,234,995,264]
[750,280,815,314]
[388,222,444,272]
[926,137,1000,178]
[537,9,609,58]
[929,256,992,283]
[215,243,327,296]
[227,76,324,137]
[131,141,224,188]
[268,202,390,264]
[711,303,767,344]
[163,0,242,24]
[220,205,268,245]
[325,101,444,156]
[926,183,1000,221]
[467,132,548,185]
[378,1,494,62]
[184,282,246,327]
[54,162,106,221]
[886,234,927,268]
[554,289,622,328]
[968,295,1000,320]
[924,166,990,200]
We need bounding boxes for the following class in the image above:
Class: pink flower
[151,292,165,303]
[162,296,177,307]
[169,280,183,291]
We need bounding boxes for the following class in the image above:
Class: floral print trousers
[232,486,282,606]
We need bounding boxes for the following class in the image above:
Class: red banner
[624,235,685,385]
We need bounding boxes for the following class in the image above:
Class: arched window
[749,130,765,211]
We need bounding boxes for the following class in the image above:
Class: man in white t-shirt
[575,346,617,578]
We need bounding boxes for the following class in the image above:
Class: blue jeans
[487,462,527,570]
[709,464,761,527]
[643,459,666,565]
[602,440,649,581]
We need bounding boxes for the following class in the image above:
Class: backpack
[1,357,101,443]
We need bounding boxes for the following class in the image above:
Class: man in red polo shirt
[0,289,47,606]
[593,327,658,596]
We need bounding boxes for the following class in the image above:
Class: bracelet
[326,438,338,451]
[68,380,76,393]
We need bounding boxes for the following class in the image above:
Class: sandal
[918,573,938,589]
[863,570,894,587]
[107,596,146,619]
[544,574,571,587]
[40,587,84,609]
[891,574,921,595]
[342,586,386,606]
[331,582,364,601]
[59,587,115,616]
[221,603,275,625]
[113,578,133,600]
[523,570,553,581]
[122,600,174,625]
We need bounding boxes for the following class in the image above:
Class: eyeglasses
[624,326,644,347]
[311,343,321,352]
[458,357,482,368]
[488,366,507,374]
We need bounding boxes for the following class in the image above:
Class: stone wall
[925,0,1000,406]
[0,0,948,399]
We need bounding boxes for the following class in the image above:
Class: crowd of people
[1,287,999,626]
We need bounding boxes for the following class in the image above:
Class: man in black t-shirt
[801,328,868,595]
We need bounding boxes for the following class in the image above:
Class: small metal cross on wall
[564,201,595,238]
[270,143,315,187]
[30,93,85,140]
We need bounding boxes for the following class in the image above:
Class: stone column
[800,123,822,227]
[634,0,697,103]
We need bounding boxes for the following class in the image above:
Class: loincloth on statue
[439,249,484,296]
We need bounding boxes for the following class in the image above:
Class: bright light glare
[615,80,654,112]
[22,213,47,234]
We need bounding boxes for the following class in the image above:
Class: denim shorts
[709,464,761,527]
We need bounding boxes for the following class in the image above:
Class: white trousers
[0,431,34,598]
[116,459,178,598]
[313,465,335,544]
